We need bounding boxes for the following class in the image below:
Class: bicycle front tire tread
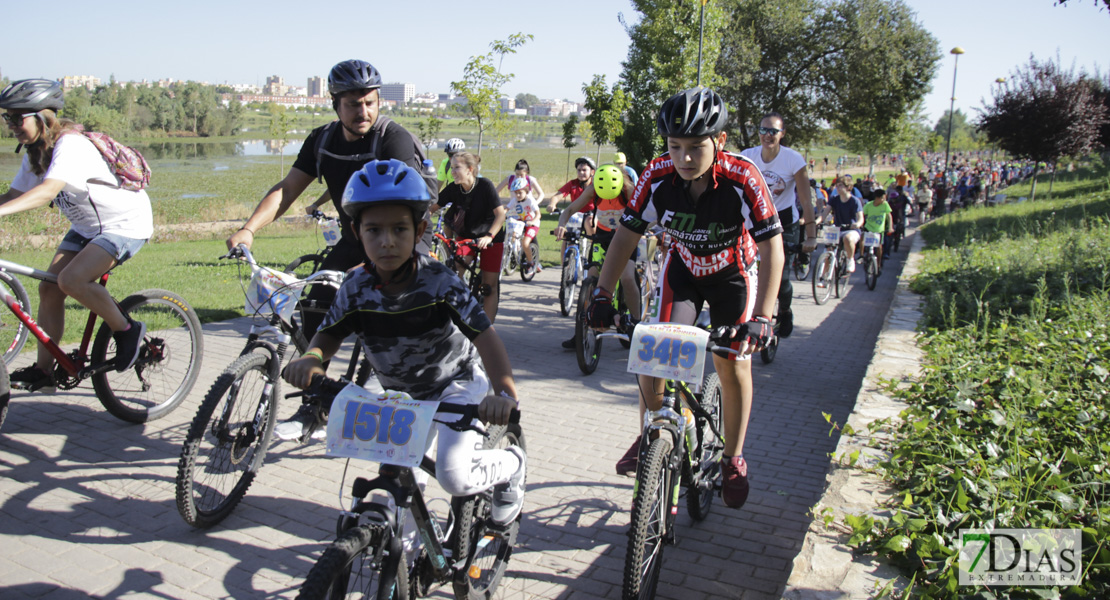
[623,436,674,600]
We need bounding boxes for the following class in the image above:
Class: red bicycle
[0,257,203,431]
[434,232,498,305]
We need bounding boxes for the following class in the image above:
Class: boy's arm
[282,332,343,389]
[472,328,519,425]
[555,185,596,236]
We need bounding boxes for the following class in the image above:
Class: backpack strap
[313,121,339,184]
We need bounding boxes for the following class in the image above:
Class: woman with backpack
[0,79,153,391]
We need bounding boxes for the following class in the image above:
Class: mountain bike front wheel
[92,289,203,423]
[297,523,407,600]
[575,277,602,374]
[0,270,31,366]
[559,246,579,317]
[812,252,834,305]
[623,436,674,600]
[176,352,277,528]
[451,421,524,600]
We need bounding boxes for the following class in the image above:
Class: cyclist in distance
[225,59,436,438]
[554,164,642,349]
[587,87,783,509]
[819,174,865,276]
[614,151,639,187]
[863,189,894,270]
[495,158,545,204]
[546,156,596,217]
[505,176,542,272]
[437,137,465,191]
[282,159,526,526]
[432,151,507,323]
[0,79,152,390]
[740,112,816,338]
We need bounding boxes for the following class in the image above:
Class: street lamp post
[943,47,965,185]
[989,77,1006,199]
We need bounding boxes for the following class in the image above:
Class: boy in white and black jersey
[283,159,526,527]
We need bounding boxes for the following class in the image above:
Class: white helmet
[445,138,466,154]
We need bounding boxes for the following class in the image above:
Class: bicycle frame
[0,257,115,380]
[434,233,489,302]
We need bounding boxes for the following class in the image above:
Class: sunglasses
[758,126,783,136]
[1,112,35,125]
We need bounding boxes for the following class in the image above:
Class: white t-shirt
[740,145,807,225]
[12,133,154,240]
[505,194,540,225]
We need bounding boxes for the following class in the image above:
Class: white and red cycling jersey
[620,150,781,281]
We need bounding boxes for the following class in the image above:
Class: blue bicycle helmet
[342,159,432,220]
[510,176,530,192]
[657,87,727,139]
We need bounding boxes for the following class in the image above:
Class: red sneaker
[721,455,750,508]
[615,435,642,476]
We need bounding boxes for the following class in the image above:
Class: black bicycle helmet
[328,60,383,96]
[657,87,727,139]
[574,156,597,170]
[0,79,64,112]
[341,159,432,220]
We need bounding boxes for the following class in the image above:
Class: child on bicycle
[0,79,151,391]
[505,177,542,273]
[863,189,894,268]
[282,159,526,526]
[554,164,642,349]
[587,87,783,509]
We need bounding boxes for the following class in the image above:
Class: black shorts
[647,251,755,361]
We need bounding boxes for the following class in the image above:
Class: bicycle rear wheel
[687,374,723,521]
[297,523,407,600]
[623,436,674,600]
[812,252,834,305]
[0,270,30,366]
[558,247,579,317]
[91,289,203,423]
[575,277,602,374]
[452,421,524,600]
[176,352,277,528]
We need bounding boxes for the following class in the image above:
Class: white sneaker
[490,446,526,526]
[273,405,327,441]
[847,261,856,273]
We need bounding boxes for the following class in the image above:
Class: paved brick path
[0,237,911,599]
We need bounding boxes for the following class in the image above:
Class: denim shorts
[58,229,147,264]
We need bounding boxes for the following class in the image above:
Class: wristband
[500,390,520,409]
[303,350,324,362]
[239,226,255,235]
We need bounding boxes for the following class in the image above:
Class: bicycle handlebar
[292,375,521,432]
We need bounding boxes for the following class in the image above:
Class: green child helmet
[593,165,624,200]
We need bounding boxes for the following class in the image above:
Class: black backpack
[313,116,437,198]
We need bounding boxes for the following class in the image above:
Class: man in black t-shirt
[226,59,434,440]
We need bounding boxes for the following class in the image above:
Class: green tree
[582,75,629,163]
[826,0,941,173]
[269,109,291,174]
[616,0,727,167]
[978,55,1109,200]
[717,0,847,149]
[415,115,444,150]
[562,114,580,181]
[451,32,533,156]
[515,93,540,109]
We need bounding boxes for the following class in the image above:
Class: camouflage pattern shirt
[318,254,492,400]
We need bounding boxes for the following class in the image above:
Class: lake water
[135,140,305,160]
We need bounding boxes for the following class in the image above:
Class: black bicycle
[610,322,728,599]
[862,231,882,291]
[574,234,639,375]
[175,245,369,528]
[294,376,524,600]
[435,233,498,307]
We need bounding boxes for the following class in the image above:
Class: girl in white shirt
[0,79,153,390]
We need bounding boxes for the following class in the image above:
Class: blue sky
[1,0,1106,127]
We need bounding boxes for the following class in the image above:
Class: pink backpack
[64,127,152,191]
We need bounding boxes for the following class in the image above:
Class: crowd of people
[7,56,1023,592]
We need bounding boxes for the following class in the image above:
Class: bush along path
[794,165,1110,599]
